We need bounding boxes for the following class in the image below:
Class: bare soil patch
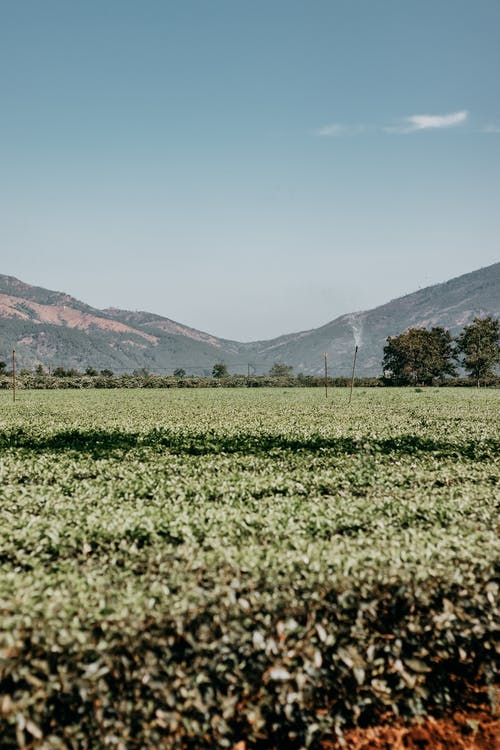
[322,688,499,750]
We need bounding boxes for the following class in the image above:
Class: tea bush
[0,388,498,748]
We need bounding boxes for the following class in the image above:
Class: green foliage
[51,366,81,377]
[455,316,500,385]
[212,362,229,378]
[2,370,500,393]
[0,388,498,747]
[268,362,294,377]
[383,327,456,385]
[173,367,186,378]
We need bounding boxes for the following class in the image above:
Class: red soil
[323,709,499,750]
[322,686,499,750]
[232,688,499,750]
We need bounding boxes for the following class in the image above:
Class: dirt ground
[232,688,499,750]
[322,684,499,750]
[323,707,499,749]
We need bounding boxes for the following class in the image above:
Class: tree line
[0,362,297,380]
[382,316,499,386]
[1,316,498,387]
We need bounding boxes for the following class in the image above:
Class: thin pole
[349,345,358,404]
[12,349,16,402]
[324,352,328,399]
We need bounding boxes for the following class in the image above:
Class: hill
[0,262,499,375]
[256,261,500,375]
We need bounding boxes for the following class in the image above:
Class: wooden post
[12,349,16,402]
[324,352,328,399]
[349,345,358,404]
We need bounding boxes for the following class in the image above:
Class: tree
[455,316,500,386]
[100,369,114,378]
[173,367,186,378]
[85,366,98,376]
[35,364,45,375]
[0,361,7,374]
[269,363,294,378]
[382,327,456,385]
[212,362,229,378]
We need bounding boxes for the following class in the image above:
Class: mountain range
[1,262,499,376]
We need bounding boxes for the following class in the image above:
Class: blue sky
[1,1,499,340]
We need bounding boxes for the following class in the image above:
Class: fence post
[12,349,16,402]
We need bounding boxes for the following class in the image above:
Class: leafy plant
[0,387,498,748]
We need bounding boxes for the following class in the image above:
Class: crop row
[0,388,498,748]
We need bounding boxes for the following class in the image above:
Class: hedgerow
[3,374,498,391]
[0,374,387,390]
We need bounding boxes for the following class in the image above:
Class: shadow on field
[0,429,497,459]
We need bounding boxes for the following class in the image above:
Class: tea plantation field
[0,388,498,748]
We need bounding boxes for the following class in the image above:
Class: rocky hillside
[0,262,499,375]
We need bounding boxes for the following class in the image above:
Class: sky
[1,1,499,341]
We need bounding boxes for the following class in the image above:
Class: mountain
[0,276,239,375]
[1,262,499,376]
[254,261,500,375]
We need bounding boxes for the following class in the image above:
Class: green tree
[85,366,98,376]
[212,362,229,378]
[100,369,114,378]
[455,316,500,386]
[269,363,294,378]
[382,327,456,385]
[0,361,7,374]
[35,364,45,375]
[173,367,186,378]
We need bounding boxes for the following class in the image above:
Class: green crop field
[0,388,498,748]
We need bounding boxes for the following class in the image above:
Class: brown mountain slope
[0,294,157,343]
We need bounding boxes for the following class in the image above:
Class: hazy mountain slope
[255,262,500,375]
[0,275,96,313]
[0,262,498,375]
[105,308,242,354]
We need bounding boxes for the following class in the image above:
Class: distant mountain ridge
[1,262,499,375]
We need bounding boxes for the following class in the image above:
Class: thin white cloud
[315,123,364,137]
[385,110,468,134]
[315,110,500,140]
[315,111,471,137]
[316,124,346,137]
